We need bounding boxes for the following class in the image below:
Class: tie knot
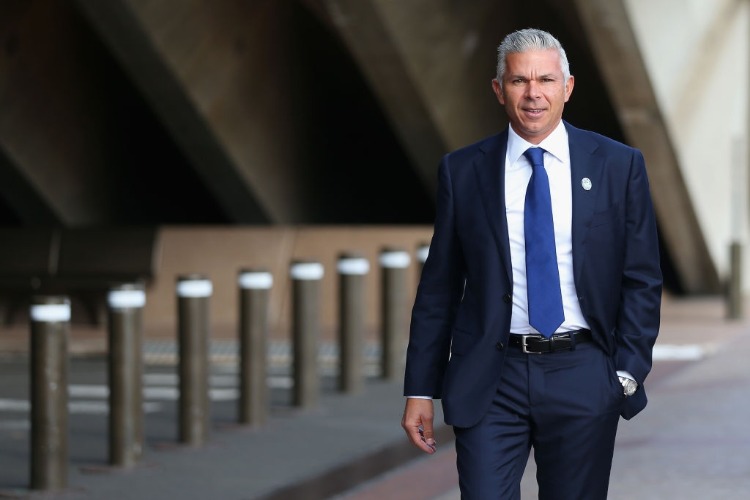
[523,147,545,168]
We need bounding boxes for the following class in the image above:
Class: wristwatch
[618,376,638,397]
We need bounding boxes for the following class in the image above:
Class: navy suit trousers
[453,341,623,500]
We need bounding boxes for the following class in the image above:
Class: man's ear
[492,78,505,105]
[564,75,575,102]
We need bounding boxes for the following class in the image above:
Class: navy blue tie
[523,147,564,337]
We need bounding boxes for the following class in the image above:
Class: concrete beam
[308,0,510,194]
[0,145,60,224]
[0,0,121,225]
[671,0,742,129]
[74,0,271,223]
[571,0,721,293]
[367,0,507,149]
[305,0,447,193]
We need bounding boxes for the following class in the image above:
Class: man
[401,28,662,499]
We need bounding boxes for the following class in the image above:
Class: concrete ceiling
[0,0,719,292]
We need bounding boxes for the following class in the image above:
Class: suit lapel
[566,122,602,284]
[472,124,601,288]
[473,132,513,285]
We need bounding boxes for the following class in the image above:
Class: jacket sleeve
[615,149,663,386]
[403,155,466,398]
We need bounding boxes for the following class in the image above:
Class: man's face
[492,49,574,144]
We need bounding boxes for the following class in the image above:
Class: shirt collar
[506,121,569,167]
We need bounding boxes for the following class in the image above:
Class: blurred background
[0,0,748,336]
[3,2,750,498]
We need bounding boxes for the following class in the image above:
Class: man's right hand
[401,397,437,454]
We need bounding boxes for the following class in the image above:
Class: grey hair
[496,28,571,87]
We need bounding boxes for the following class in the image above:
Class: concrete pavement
[337,295,750,499]
[0,295,749,499]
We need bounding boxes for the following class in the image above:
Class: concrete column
[237,269,272,426]
[728,242,743,319]
[176,275,212,446]
[728,136,746,319]
[290,261,324,409]
[379,248,411,381]
[29,296,70,491]
[107,283,146,467]
[337,254,370,394]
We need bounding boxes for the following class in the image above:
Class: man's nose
[526,81,541,98]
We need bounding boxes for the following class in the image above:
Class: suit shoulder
[443,133,504,165]
[567,124,640,155]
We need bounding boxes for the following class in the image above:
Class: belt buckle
[521,334,544,354]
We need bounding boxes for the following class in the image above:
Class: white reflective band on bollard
[417,245,430,263]
[176,279,213,297]
[108,289,146,309]
[290,262,324,280]
[238,272,273,289]
[337,258,370,275]
[30,304,71,323]
[379,251,411,269]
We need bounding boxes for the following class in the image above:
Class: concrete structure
[141,226,433,346]
[625,0,749,293]
[1,296,749,499]
[1,0,748,296]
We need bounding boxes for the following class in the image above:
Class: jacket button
[503,294,512,303]
[496,342,504,351]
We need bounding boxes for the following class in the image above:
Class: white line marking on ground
[653,344,706,361]
[69,385,108,398]
[0,399,29,411]
[0,399,162,415]
[268,376,292,389]
[143,373,238,386]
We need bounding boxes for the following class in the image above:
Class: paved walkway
[337,296,750,499]
[0,295,749,499]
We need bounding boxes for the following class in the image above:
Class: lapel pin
[581,178,592,191]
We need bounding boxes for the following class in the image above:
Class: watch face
[624,380,637,396]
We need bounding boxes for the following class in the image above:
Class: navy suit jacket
[404,122,663,428]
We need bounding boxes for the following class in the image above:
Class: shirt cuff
[406,395,432,399]
[616,370,635,381]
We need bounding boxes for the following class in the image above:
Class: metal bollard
[727,242,743,319]
[29,296,70,491]
[379,248,411,381]
[290,260,324,409]
[107,283,146,467]
[176,275,212,446]
[237,269,272,426]
[337,254,370,394]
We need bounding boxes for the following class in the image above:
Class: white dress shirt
[506,123,633,383]
[505,121,589,334]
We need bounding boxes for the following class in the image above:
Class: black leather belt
[509,329,592,354]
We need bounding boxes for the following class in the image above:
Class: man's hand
[401,398,437,454]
